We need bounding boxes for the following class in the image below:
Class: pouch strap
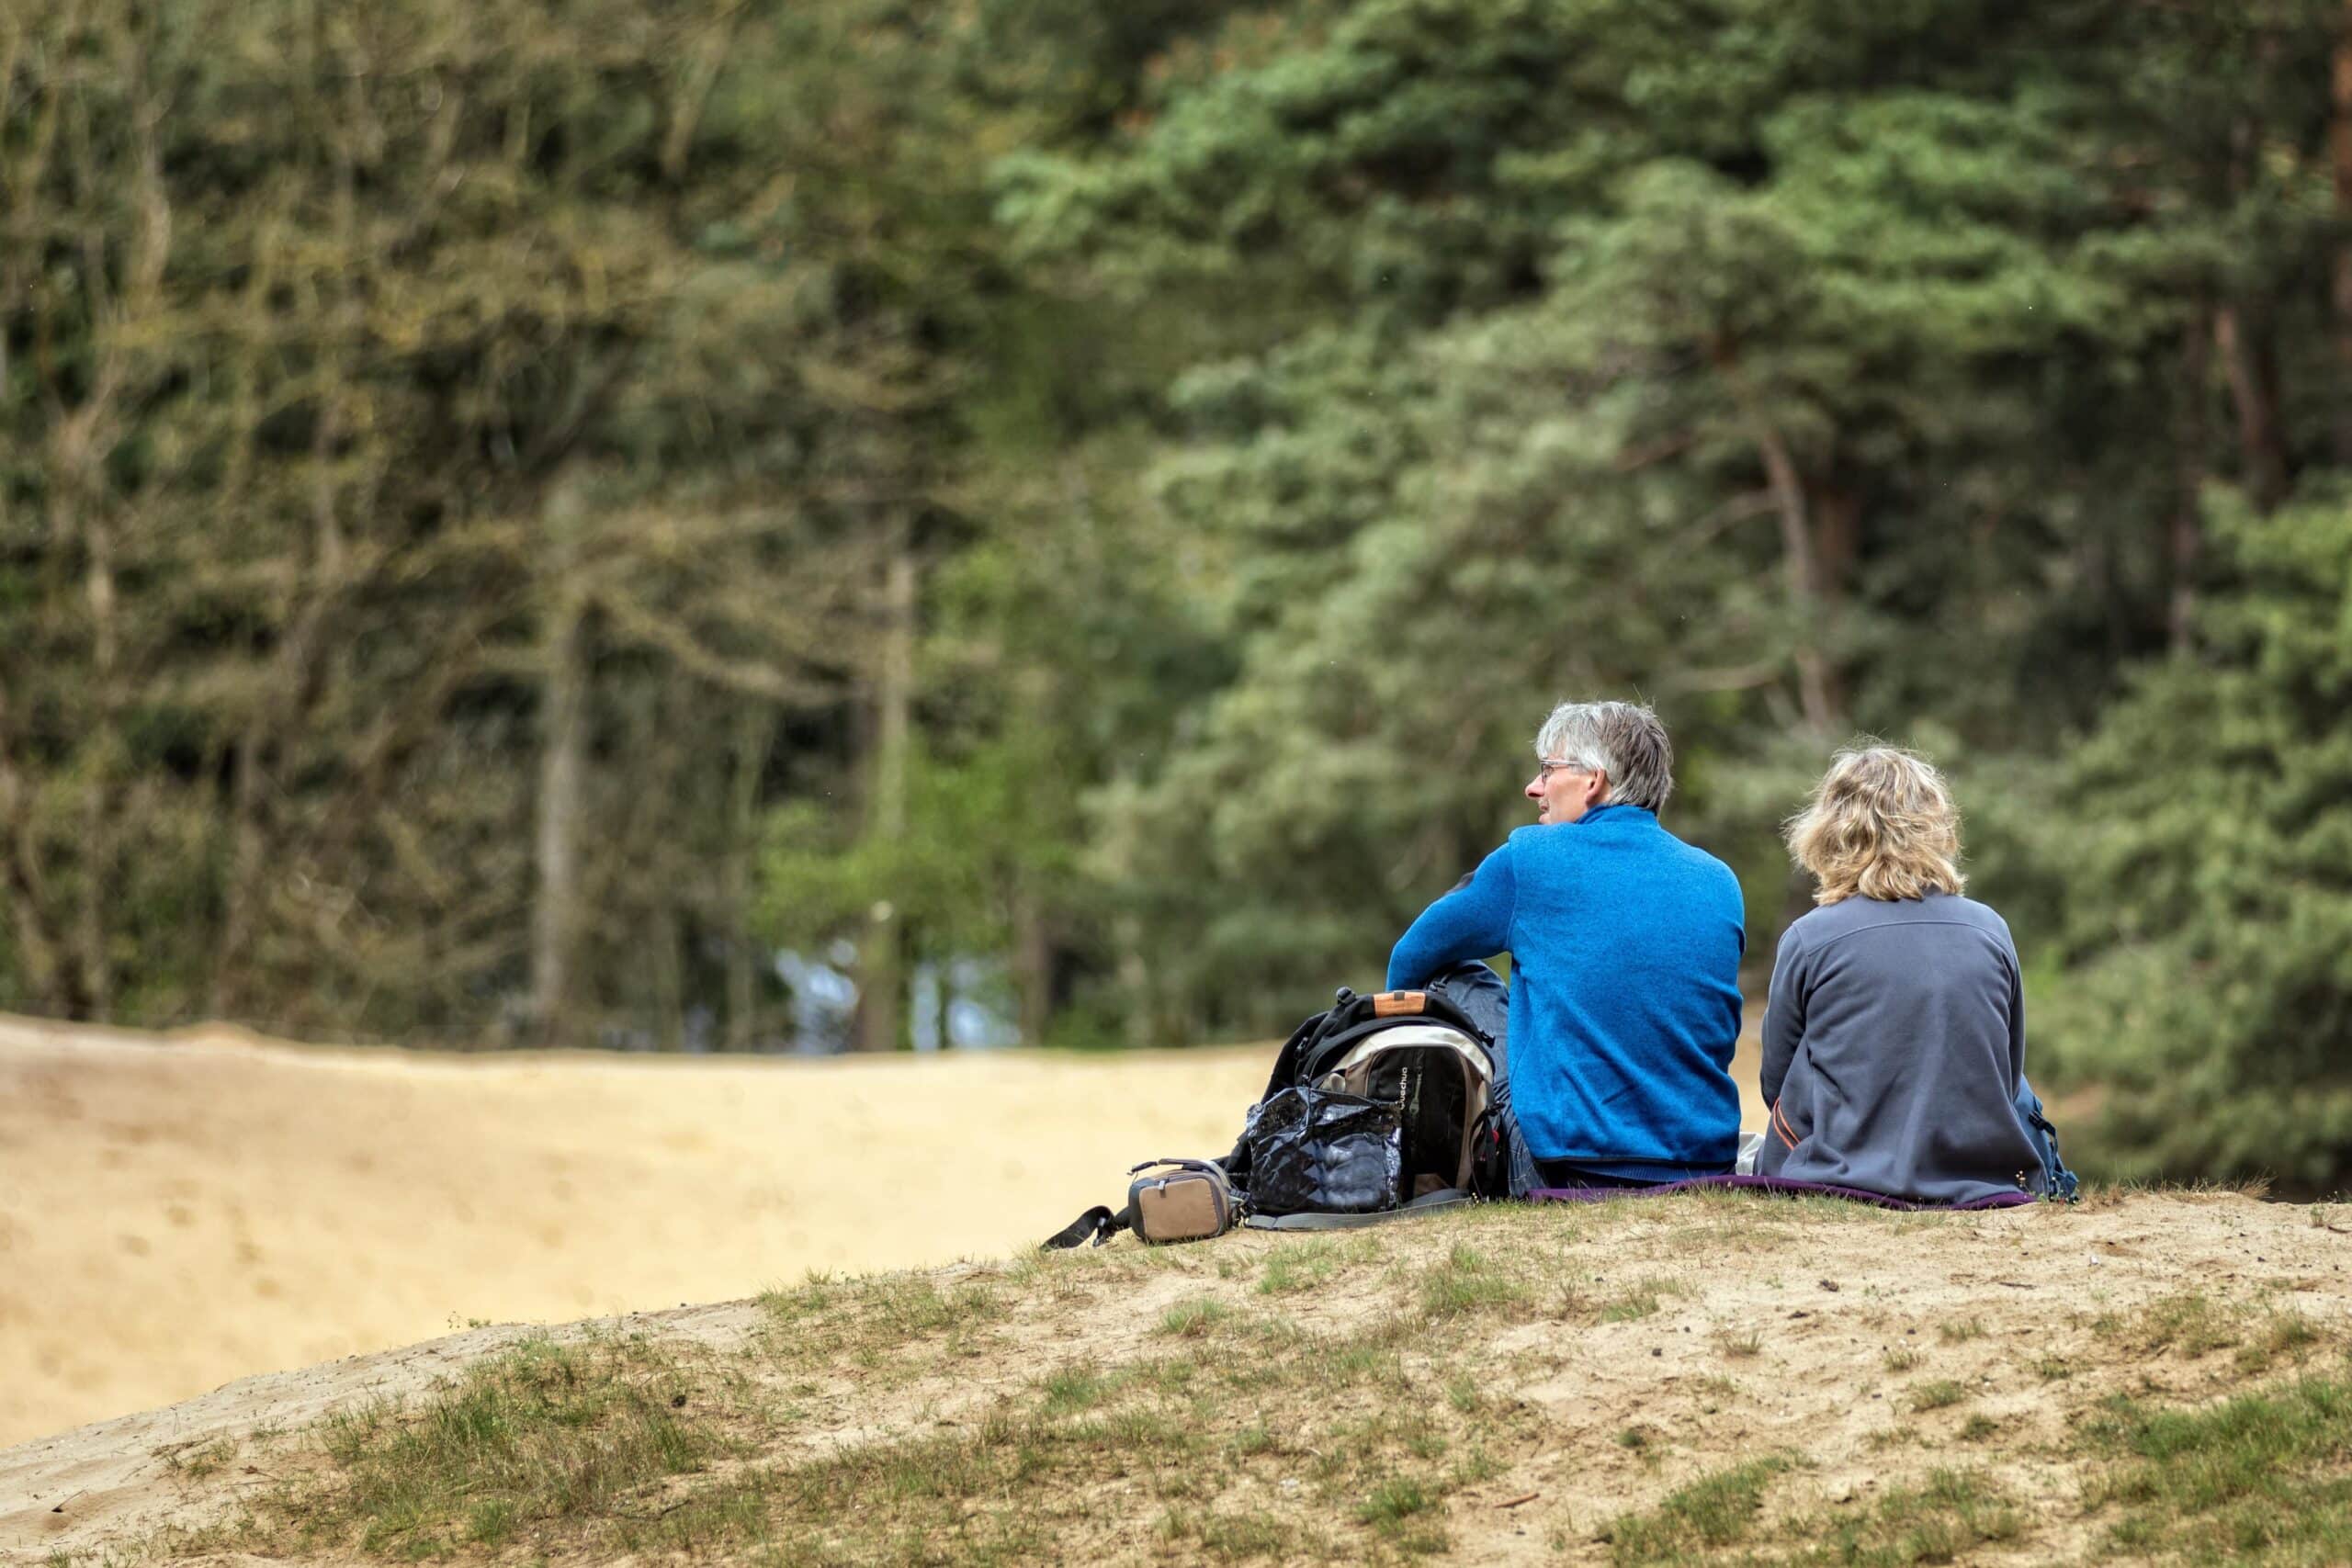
[1040,1202,1133,1250]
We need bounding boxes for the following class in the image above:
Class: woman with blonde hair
[1759,746,2061,1203]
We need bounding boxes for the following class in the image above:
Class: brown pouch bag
[1127,1158,1238,1245]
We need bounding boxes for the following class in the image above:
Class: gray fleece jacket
[1759,891,2043,1205]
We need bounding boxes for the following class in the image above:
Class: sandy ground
[0,1011,1769,1452]
[3,1188,2345,1564]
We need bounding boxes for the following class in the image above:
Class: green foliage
[4,0,2350,1190]
[2040,486,2352,1187]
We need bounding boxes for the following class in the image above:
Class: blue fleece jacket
[1385,805,1747,1172]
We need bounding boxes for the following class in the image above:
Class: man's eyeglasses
[1534,758,1589,780]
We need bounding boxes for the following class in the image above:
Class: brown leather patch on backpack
[1372,990,1426,1017]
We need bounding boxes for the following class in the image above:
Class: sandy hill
[0,1013,1283,1448]
[4,1188,2347,1564]
[0,1011,1768,1450]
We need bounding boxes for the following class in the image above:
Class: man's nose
[1524,775,1544,800]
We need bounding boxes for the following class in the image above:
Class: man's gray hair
[1534,701,1675,812]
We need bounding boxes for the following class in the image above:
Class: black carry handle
[1129,1156,1223,1178]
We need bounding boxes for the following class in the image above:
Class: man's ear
[1586,771,1611,810]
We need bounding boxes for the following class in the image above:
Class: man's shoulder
[1652,823,1743,892]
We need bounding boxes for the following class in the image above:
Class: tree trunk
[1012,884,1052,1046]
[1806,480,1859,726]
[0,676,68,1012]
[2214,305,2290,513]
[530,483,591,1044]
[2169,308,2215,650]
[854,546,916,1053]
[212,85,358,1021]
[1116,915,1154,1050]
[722,706,775,1052]
[652,903,684,1050]
[75,512,117,1023]
[1711,341,1846,736]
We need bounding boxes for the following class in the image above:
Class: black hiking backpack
[1042,984,1509,1248]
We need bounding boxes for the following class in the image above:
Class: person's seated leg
[1424,961,1542,1198]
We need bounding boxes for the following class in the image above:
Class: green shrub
[2039,486,2352,1190]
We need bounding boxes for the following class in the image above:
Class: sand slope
[0,1014,1273,1447]
[0,1010,1766,1451]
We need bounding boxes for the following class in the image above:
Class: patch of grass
[2101,1292,2244,1359]
[1159,1297,1236,1338]
[1358,1475,1434,1525]
[276,1337,716,1557]
[1357,1475,1448,1554]
[1038,1362,1117,1416]
[1909,1380,1967,1412]
[1717,1328,1765,1359]
[1959,1414,1999,1441]
[2033,1354,2073,1381]
[1158,1505,1318,1562]
[1937,1316,1985,1344]
[2081,1377,2352,1562]
[1605,1453,1798,1563]
[1257,1240,1339,1296]
[1417,1243,1529,1319]
[1883,1347,1923,1372]
[1787,1467,2022,1566]
[1600,1275,1691,1324]
[2233,1311,2320,1376]
[756,1269,1007,1371]
[463,1497,514,1546]
[1226,1422,1278,1459]
[1255,1235,1381,1297]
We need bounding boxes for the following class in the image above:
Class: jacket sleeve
[1759,926,1807,1108]
[1385,841,1516,990]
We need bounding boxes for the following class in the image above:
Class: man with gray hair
[1386,701,1747,1189]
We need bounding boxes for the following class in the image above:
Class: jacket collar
[1569,802,1656,828]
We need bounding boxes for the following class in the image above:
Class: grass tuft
[1600,1275,1692,1324]
[1159,1297,1236,1338]
[1606,1453,1797,1563]
[1909,1380,1967,1413]
[1417,1243,1530,1319]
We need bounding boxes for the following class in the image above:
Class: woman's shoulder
[1926,890,2016,942]
[1786,890,2014,943]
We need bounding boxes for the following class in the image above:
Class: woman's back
[1760,890,2043,1203]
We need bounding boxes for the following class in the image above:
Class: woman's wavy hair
[1784,744,1966,905]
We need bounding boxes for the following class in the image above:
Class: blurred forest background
[3,0,2348,1186]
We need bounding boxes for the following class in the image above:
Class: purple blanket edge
[1526,1172,2035,1212]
